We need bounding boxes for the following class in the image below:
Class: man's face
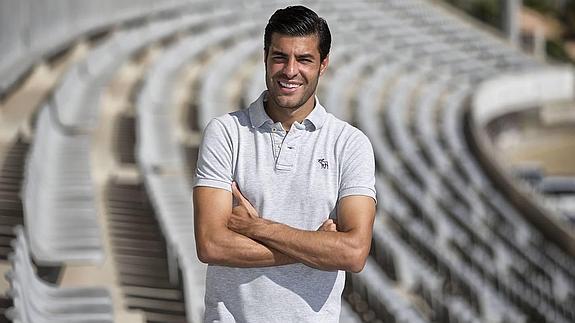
[265,33,329,111]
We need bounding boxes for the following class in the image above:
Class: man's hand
[317,219,337,232]
[228,182,266,236]
[229,181,337,236]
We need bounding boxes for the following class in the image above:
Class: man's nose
[282,58,297,78]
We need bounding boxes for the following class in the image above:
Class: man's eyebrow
[270,50,287,56]
[269,50,316,60]
[296,53,315,60]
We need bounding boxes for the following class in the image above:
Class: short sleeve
[193,118,234,192]
[338,130,377,202]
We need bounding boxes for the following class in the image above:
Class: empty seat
[5,226,114,323]
[23,106,104,264]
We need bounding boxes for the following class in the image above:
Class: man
[193,5,376,323]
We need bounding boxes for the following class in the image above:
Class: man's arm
[194,186,296,267]
[194,186,337,267]
[192,118,338,268]
[228,182,376,273]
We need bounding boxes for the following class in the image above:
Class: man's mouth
[278,81,302,89]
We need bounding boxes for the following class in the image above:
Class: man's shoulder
[324,112,369,141]
[208,108,251,129]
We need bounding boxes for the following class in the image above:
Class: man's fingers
[318,219,337,232]
[231,181,261,218]
[318,219,330,230]
[325,219,337,232]
[231,182,244,202]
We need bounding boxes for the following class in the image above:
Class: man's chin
[276,99,303,110]
[270,95,302,110]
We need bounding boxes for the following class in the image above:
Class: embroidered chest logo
[317,158,329,169]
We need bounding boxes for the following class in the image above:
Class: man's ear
[319,55,329,76]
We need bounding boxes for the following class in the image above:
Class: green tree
[561,1,575,38]
[523,0,555,15]
[546,39,575,64]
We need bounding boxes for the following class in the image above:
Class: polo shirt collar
[304,97,327,130]
[248,92,273,129]
[248,91,327,131]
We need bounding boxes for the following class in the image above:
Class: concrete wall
[470,66,575,256]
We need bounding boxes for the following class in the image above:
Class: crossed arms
[193,182,376,273]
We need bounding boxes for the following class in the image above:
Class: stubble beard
[265,70,320,112]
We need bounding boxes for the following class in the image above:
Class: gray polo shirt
[194,91,376,323]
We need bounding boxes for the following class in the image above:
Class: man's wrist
[248,218,276,240]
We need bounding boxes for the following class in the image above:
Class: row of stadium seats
[24,105,103,264]
[0,0,189,96]
[6,227,114,323]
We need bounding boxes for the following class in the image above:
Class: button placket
[275,126,302,170]
[270,126,285,159]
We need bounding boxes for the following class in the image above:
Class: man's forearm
[196,226,296,267]
[227,183,372,272]
[245,221,367,272]
[194,186,298,268]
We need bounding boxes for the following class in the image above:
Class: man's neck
[264,98,315,132]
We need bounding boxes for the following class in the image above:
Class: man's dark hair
[264,5,331,61]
